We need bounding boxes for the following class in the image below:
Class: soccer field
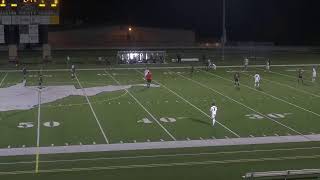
[0,64,320,179]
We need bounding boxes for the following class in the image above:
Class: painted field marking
[35,90,41,173]
[75,74,109,144]
[242,72,320,98]
[262,68,317,84]
[105,70,176,141]
[134,70,241,138]
[1,64,319,73]
[202,70,320,118]
[180,71,305,137]
[2,145,320,166]
[1,154,320,175]
[0,73,8,87]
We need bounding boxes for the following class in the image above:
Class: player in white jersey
[254,73,261,88]
[266,59,271,72]
[312,66,317,83]
[210,103,218,127]
[207,59,217,71]
[71,64,75,79]
[244,58,249,71]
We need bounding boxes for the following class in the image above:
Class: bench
[243,169,320,179]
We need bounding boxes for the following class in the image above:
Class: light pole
[222,0,227,61]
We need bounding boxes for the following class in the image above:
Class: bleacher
[243,169,320,179]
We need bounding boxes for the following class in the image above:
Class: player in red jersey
[146,71,152,88]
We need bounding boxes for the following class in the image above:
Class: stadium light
[128,27,132,32]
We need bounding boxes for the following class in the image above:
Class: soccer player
[190,65,194,77]
[22,65,27,80]
[298,69,304,84]
[266,59,271,72]
[244,58,249,71]
[254,73,261,88]
[144,67,150,80]
[207,59,217,71]
[71,64,76,79]
[210,102,218,127]
[146,71,152,88]
[234,72,240,88]
[38,72,43,89]
[66,56,70,66]
[312,66,317,83]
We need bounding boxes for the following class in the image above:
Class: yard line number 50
[17,121,60,129]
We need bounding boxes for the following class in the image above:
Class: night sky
[61,0,320,45]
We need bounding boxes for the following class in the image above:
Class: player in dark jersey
[22,65,27,80]
[190,65,194,77]
[38,72,43,89]
[298,69,304,84]
[234,72,240,88]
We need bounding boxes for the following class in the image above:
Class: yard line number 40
[138,117,178,124]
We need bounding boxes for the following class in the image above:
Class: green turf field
[0,64,320,179]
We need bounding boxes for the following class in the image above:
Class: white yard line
[35,90,42,173]
[0,73,8,87]
[202,70,320,118]
[1,154,320,175]
[75,74,109,144]
[36,91,41,149]
[256,67,319,85]
[243,72,320,98]
[105,70,176,141]
[135,70,241,138]
[180,71,306,137]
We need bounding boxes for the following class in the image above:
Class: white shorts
[313,73,317,78]
[255,80,260,83]
[211,114,216,119]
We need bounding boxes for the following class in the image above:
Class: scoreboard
[0,0,59,25]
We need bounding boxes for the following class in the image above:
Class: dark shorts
[299,75,302,79]
[235,79,239,82]
[147,79,152,83]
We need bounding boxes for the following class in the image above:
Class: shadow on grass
[190,118,211,126]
